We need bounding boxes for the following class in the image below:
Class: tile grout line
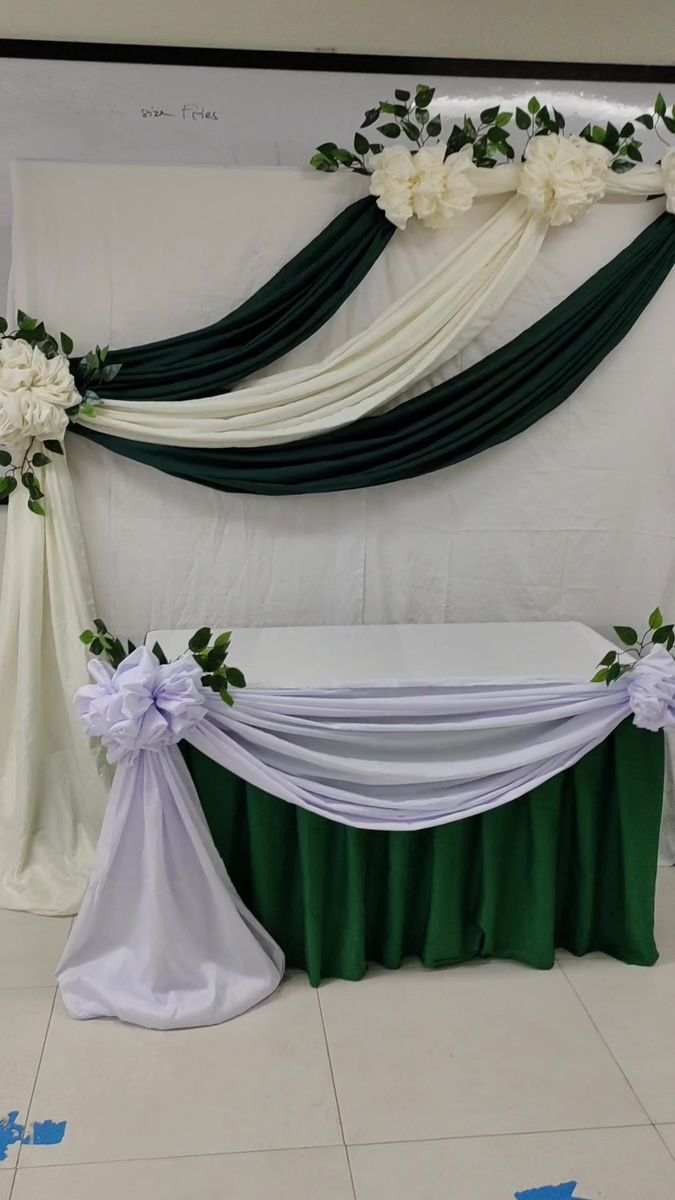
[655,1124,675,1165]
[316,990,358,1200]
[14,987,58,1171]
[556,958,655,1127]
[7,1168,16,1200]
[9,1119,671,1178]
[6,1123,666,1176]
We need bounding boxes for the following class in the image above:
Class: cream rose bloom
[661,147,675,215]
[369,144,476,230]
[518,134,612,226]
[0,337,78,452]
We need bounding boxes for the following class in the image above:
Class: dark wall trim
[1,39,674,83]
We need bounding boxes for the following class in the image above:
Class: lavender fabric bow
[75,646,207,764]
[626,645,675,733]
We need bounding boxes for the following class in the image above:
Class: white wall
[0,0,673,65]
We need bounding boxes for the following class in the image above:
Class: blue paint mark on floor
[0,1113,67,1159]
[0,1112,25,1161]
[515,1184,590,1200]
[22,1119,68,1146]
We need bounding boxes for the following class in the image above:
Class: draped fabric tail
[0,453,110,915]
[56,744,284,1030]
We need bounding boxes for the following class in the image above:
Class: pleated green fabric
[77,211,675,494]
[181,720,664,985]
[99,197,393,399]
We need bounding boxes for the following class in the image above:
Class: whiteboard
[0,52,671,307]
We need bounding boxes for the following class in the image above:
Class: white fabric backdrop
[4,162,675,855]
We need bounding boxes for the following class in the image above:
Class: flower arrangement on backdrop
[312,86,675,229]
[0,312,117,513]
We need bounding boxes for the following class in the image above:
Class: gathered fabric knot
[517,133,612,226]
[626,644,675,732]
[369,143,476,231]
[75,646,207,765]
[0,337,78,455]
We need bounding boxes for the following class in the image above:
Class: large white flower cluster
[0,337,79,451]
[517,134,612,226]
[369,144,476,230]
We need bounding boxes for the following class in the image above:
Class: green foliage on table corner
[79,620,247,707]
[186,626,247,707]
[592,607,675,685]
[310,86,675,177]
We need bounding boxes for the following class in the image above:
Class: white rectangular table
[147,621,615,688]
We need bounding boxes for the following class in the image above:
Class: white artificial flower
[369,143,476,231]
[411,144,476,230]
[369,146,416,229]
[661,147,675,215]
[0,337,78,452]
[518,133,612,226]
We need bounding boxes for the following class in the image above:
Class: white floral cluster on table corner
[593,609,675,733]
[369,143,475,231]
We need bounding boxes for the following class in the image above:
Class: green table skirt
[182,720,664,986]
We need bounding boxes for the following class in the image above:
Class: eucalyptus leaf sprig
[80,620,246,707]
[592,607,674,685]
[311,87,674,177]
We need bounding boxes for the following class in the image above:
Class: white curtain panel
[4,163,675,860]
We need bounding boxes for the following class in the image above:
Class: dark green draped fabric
[181,720,663,986]
[98,197,393,399]
[78,211,675,494]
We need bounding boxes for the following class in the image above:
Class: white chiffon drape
[56,744,284,1029]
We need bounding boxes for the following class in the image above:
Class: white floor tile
[558,868,675,1123]
[319,960,647,1145]
[0,1173,13,1199]
[11,1146,354,1199]
[20,976,341,1167]
[0,912,72,989]
[349,1126,675,1200]
[0,989,55,1170]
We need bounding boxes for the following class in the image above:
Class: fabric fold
[56,743,284,1029]
[78,210,675,494]
[78,197,549,446]
[0,452,111,915]
[100,196,394,396]
[182,674,639,831]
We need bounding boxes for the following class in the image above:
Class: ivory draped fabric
[0,452,110,914]
[77,210,675,494]
[76,197,550,446]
